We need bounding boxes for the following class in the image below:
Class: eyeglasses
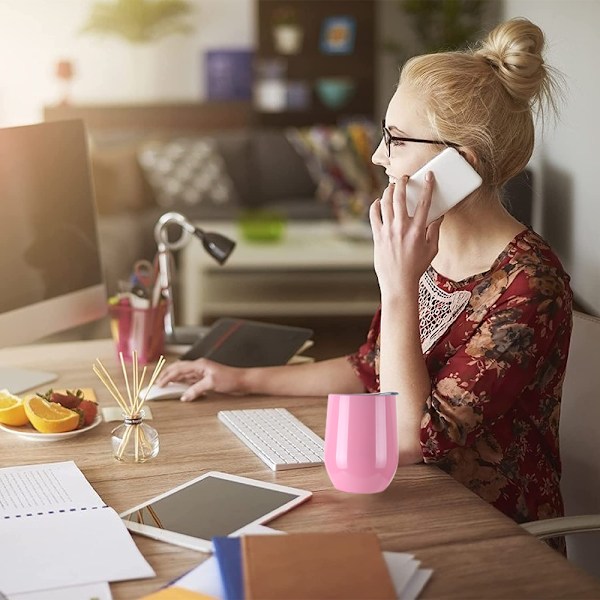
[381,120,459,157]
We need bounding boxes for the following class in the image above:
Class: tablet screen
[120,471,311,551]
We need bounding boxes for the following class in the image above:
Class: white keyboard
[218,408,324,471]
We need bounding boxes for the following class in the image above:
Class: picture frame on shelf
[320,15,356,55]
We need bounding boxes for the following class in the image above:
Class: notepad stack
[213,532,397,600]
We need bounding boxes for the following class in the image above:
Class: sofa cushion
[138,138,240,218]
[90,139,155,215]
[285,123,385,222]
[251,131,317,206]
[97,212,150,294]
[211,131,253,205]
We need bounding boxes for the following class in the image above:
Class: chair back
[560,311,600,577]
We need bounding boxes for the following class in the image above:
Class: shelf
[255,0,376,127]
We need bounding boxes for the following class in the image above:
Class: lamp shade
[195,230,236,265]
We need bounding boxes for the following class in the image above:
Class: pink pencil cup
[109,301,167,365]
[325,392,399,494]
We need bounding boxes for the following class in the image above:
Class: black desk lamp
[154,212,236,342]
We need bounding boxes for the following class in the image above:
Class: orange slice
[0,390,29,426]
[24,396,80,433]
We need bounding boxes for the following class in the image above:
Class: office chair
[521,311,600,579]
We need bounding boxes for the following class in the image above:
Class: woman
[157,18,572,534]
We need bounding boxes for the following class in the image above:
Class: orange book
[241,532,396,600]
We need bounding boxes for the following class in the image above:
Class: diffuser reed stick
[94,351,165,462]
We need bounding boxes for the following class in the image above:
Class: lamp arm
[154,212,193,339]
[153,212,235,342]
[156,240,175,338]
[154,211,196,251]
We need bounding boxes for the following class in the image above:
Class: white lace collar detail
[419,269,471,353]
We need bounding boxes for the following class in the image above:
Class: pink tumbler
[325,392,399,493]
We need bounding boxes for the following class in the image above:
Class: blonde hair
[400,18,562,187]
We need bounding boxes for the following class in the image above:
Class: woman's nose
[372,138,388,167]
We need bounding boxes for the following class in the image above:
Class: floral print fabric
[348,229,573,532]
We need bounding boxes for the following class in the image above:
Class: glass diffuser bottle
[93,351,165,465]
[111,410,159,463]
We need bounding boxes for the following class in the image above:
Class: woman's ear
[458,148,479,170]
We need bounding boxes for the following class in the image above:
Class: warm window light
[154,212,235,341]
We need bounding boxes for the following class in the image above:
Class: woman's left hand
[369,172,442,299]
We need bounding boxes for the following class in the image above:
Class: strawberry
[76,399,98,427]
[49,391,83,410]
[37,388,84,410]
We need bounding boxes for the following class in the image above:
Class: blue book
[212,536,244,600]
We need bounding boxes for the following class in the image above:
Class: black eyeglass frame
[381,120,460,157]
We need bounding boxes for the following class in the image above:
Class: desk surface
[1,339,599,599]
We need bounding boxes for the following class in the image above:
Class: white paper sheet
[0,461,154,595]
[402,569,434,600]
[0,460,104,515]
[8,581,113,600]
[383,552,420,596]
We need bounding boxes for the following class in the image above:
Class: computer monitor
[0,119,107,392]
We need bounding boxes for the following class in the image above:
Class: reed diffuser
[93,351,165,463]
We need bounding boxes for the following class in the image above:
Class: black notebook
[180,318,313,367]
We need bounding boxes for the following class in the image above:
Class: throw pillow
[138,138,239,214]
[90,138,155,215]
[285,122,386,221]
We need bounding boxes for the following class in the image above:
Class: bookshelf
[254,0,376,127]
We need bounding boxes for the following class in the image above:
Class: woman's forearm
[242,356,365,397]
[379,294,430,464]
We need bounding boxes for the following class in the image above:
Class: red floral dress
[348,229,573,538]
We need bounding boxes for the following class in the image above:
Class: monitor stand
[0,366,57,395]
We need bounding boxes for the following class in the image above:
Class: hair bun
[476,17,547,106]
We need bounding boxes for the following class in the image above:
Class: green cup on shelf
[238,210,287,243]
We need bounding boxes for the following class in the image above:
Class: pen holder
[109,301,167,365]
[111,410,159,463]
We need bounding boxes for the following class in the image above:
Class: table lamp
[154,212,235,342]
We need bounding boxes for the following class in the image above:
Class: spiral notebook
[0,461,154,595]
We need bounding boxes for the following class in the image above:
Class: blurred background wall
[0,0,598,316]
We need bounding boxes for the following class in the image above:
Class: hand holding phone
[404,148,482,225]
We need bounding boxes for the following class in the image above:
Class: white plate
[0,414,103,442]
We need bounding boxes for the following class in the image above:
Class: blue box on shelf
[205,49,254,101]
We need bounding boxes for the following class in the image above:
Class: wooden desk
[1,340,599,599]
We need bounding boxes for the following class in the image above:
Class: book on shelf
[0,461,154,595]
[180,318,313,367]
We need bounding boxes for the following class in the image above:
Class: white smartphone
[405,147,483,224]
